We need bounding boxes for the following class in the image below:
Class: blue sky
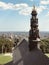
[0,0,49,31]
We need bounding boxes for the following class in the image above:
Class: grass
[45,53,49,58]
[0,53,49,65]
[0,54,12,64]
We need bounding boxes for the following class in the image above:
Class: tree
[0,36,13,53]
[40,38,49,53]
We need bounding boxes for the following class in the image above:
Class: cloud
[0,1,47,15]
[0,1,32,15]
[14,3,28,10]
[0,2,14,9]
[46,11,49,16]
[0,1,28,10]
[47,12,49,16]
[41,0,49,5]
[19,5,47,15]
[37,5,47,14]
[19,7,32,15]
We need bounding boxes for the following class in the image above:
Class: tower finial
[33,5,35,10]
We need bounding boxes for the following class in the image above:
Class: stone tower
[29,6,40,51]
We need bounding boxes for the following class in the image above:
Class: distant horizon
[0,31,49,32]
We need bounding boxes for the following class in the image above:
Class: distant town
[0,31,49,39]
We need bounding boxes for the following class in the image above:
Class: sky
[0,0,49,31]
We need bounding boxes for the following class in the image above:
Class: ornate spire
[29,6,40,51]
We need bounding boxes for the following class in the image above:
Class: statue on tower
[29,6,40,51]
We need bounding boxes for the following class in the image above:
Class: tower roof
[31,6,37,16]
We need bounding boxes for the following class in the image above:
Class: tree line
[0,35,49,53]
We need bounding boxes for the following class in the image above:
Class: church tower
[29,6,40,51]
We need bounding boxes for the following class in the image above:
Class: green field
[0,53,49,65]
[0,54,12,64]
[45,54,49,57]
